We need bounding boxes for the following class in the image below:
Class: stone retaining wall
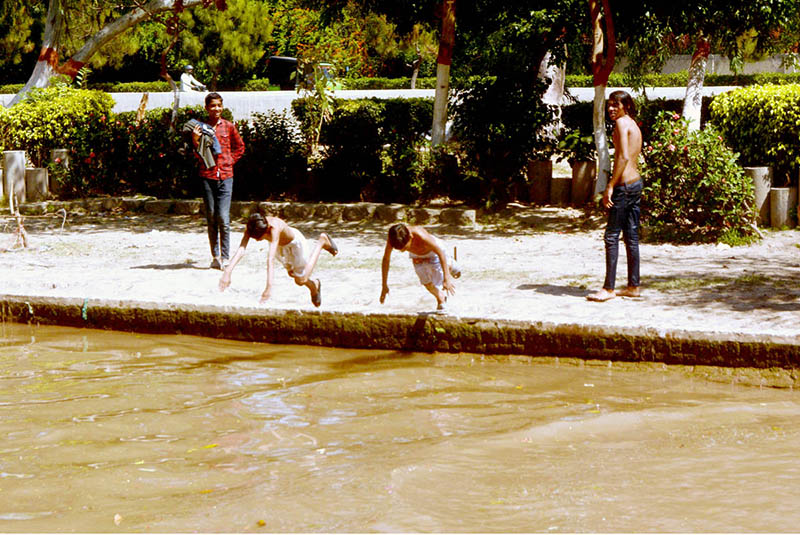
[2,296,799,388]
[17,197,477,226]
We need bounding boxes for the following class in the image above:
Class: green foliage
[343,77,436,89]
[453,75,556,208]
[558,101,597,163]
[177,0,274,89]
[292,96,434,202]
[0,83,24,94]
[564,72,800,88]
[641,111,756,243]
[0,85,114,166]
[90,81,172,92]
[241,79,279,91]
[317,99,383,201]
[709,84,800,185]
[236,110,308,200]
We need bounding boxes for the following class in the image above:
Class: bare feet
[311,279,322,307]
[615,286,641,298]
[586,289,616,302]
[321,233,338,256]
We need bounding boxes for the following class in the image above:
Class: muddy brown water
[1,322,799,533]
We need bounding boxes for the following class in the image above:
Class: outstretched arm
[380,240,393,303]
[219,232,250,291]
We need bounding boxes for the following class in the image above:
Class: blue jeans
[202,178,233,260]
[603,179,642,290]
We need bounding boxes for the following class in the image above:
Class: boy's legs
[292,233,337,285]
[618,181,642,297]
[290,233,337,306]
[216,178,233,263]
[202,179,221,266]
[587,186,626,301]
[423,282,447,309]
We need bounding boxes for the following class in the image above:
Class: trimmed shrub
[453,74,555,208]
[241,79,279,91]
[641,111,756,244]
[90,81,172,93]
[317,99,384,202]
[343,77,436,90]
[236,110,307,200]
[710,84,800,185]
[0,83,23,94]
[0,85,114,167]
[292,96,434,202]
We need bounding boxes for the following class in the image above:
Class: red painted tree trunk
[589,0,615,194]
[10,0,208,106]
[431,0,456,146]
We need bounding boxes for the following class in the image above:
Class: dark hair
[205,92,223,107]
[247,212,269,239]
[388,224,411,250]
[608,90,636,118]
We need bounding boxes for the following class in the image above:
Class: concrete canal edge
[2,295,799,388]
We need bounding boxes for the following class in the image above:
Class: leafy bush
[343,77,436,90]
[90,81,172,93]
[641,111,756,243]
[292,96,434,202]
[0,85,114,166]
[565,72,800,88]
[236,110,308,200]
[317,99,384,201]
[453,74,555,208]
[709,84,800,185]
[0,83,23,94]
[241,79,279,91]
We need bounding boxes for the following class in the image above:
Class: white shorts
[276,228,311,277]
[409,237,458,289]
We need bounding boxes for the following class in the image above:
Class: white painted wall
[1,89,436,121]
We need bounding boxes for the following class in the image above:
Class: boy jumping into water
[219,213,338,307]
[380,223,460,311]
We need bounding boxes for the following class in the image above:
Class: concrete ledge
[2,295,799,387]
[16,197,478,227]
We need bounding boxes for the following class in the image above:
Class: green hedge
[710,84,800,185]
[342,77,436,90]
[565,71,800,88]
[292,96,435,202]
[0,85,114,167]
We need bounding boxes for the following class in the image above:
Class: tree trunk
[589,0,615,195]
[431,0,456,146]
[538,49,567,142]
[10,0,206,106]
[683,37,710,132]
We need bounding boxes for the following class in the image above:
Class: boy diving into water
[219,213,338,307]
[380,223,461,311]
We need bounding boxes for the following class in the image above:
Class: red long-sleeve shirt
[197,118,245,180]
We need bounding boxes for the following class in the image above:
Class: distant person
[219,213,339,307]
[180,64,206,92]
[380,223,460,312]
[191,92,245,270]
[587,90,643,302]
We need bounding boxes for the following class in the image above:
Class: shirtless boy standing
[380,223,460,311]
[219,213,338,307]
[587,90,643,302]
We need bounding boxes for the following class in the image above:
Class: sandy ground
[2,206,800,338]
